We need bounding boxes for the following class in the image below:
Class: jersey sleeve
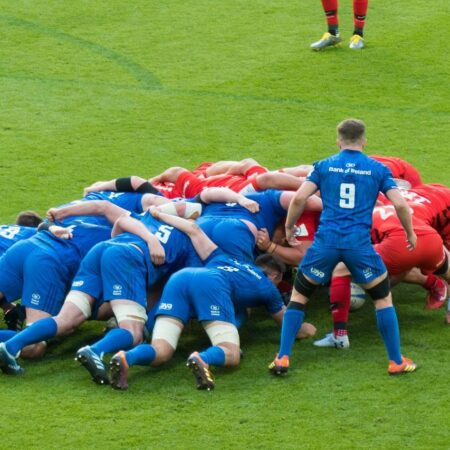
[379,165,398,195]
[305,162,320,189]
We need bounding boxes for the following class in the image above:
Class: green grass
[0,1,449,448]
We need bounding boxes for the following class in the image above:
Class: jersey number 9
[339,183,355,209]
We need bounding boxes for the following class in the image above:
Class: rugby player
[269,118,418,376]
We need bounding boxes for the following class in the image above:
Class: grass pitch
[0,1,449,448]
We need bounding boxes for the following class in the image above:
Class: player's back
[112,211,201,285]
[206,251,284,314]
[311,150,397,248]
[0,225,37,255]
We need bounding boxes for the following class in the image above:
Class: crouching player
[109,208,311,391]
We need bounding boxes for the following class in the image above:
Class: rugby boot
[186,352,215,391]
[75,345,109,385]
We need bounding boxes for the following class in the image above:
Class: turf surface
[0,1,449,448]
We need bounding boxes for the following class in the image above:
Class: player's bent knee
[366,277,390,300]
[151,317,183,351]
[65,291,93,319]
[20,342,47,360]
[204,322,240,347]
[294,272,317,298]
[111,302,147,324]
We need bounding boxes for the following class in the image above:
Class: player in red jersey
[370,155,423,188]
[311,0,369,50]
[152,164,304,198]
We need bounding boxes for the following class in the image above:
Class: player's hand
[46,208,60,221]
[238,197,259,213]
[285,227,299,246]
[406,232,417,251]
[83,181,106,196]
[148,237,165,265]
[256,228,271,251]
[49,225,73,240]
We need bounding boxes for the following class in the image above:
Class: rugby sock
[321,0,339,35]
[91,328,134,358]
[0,330,17,342]
[5,317,57,357]
[423,274,439,290]
[278,303,305,358]
[353,0,368,36]
[125,344,156,367]
[330,276,351,336]
[199,346,226,367]
[376,306,402,364]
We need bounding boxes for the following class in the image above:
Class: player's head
[336,119,366,149]
[16,210,43,227]
[255,254,286,286]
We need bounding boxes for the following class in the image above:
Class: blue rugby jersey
[0,225,37,256]
[307,149,397,248]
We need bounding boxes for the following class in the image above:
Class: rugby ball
[350,283,366,311]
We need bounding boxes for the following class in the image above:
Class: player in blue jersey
[269,119,418,376]
[108,208,313,391]
[0,211,43,330]
[0,195,199,379]
[0,216,114,367]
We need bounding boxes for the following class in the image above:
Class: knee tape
[152,317,183,349]
[65,291,93,319]
[366,277,390,300]
[294,272,318,298]
[156,202,202,220]
[111,302,147,324]
[204,322,240,346]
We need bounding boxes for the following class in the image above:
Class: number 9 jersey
[307,149,397,249]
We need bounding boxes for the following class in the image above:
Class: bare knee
[219,342,241,367]
[20,342,47,360]
[151,339,176,366]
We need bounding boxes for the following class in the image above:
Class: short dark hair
[16,211,43,227]
[337,119,366,143]
[255,254,286,274]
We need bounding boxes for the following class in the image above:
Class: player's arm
[280,191,322,212]
[150,207,216,261]
[112,214,165,265]
[284,181,318,245]
[271,308,316,339]
[385,189,417,250]
[47,201,128,225]
[199,187,259,213]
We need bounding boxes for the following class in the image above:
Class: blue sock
[125,344,156,367]
[6,317,58,357]
[199,346,225,366]
[0,330,17,342]
[90,328,134,358]
[278,308,305,357]
[376,306,402,364]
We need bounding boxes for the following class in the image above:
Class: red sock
[423,274,439,290]
[321,0,339,34]
[330,276,351,336]
[353,0,368,36]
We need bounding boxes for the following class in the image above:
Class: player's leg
[75,244,148,384]
[311,0,342,50]
[110,270,191,389]
[149,166,188,184]
[350,0,368,49]
[254,172,303,192]
[314,262,351,348]
[270,245,338,374]
[187,320,240,391]
[348,248,417,375]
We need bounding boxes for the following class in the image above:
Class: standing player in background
[269,119,418,376]
[311,0,369,50]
